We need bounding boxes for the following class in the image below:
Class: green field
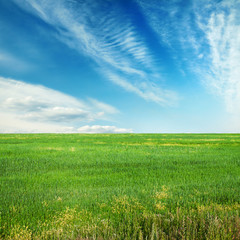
[0,134,240,239]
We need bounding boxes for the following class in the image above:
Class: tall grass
[0,134,240,239]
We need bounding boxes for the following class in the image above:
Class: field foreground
[0,133,240,239]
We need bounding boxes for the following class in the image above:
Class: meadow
[0,133,240,239]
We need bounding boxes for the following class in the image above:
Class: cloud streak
[106,72,177,105]
[13,0,177,105]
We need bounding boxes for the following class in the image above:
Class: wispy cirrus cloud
[106,71,177,105]
[12,0,177,105]
[199,1,240,115]
[0,76,120,133]
[136,0,182,48]
[136,0,205,69]
[137,0,240,118]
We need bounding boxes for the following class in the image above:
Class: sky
[0,0,240,133]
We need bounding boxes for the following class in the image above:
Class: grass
[0,133,240,239]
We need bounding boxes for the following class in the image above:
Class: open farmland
[0,133,240,239]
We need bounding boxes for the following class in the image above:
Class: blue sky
[0,0,240,133]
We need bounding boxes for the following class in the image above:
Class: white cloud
[0,76,121,133]
[77,125,133,133]
[12,0,177,105]
[0,111,76,133]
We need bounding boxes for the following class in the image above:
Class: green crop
[0,133,240,239]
